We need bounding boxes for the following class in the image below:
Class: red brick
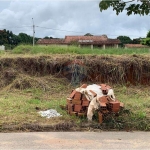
[99,101,107,111]
[69,90,76,99]
[80,84,87,88]
[74,104,82,112]
[72,99,81,105]
[109,102,120,113]
[66,98,72,104]
[120,102,124,108]
[82,100,90,107]
[106,85,111,89]
[67,104,74,114]
[100,102,106,107]
[82,95,88,101]
[98,112,103,124]
[100,84,112,95]
[74,92,82,100]
[98,96,108,103]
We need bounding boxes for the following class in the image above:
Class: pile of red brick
[66,84,124,123]
[67,90,90,117]
[98,96,124,123]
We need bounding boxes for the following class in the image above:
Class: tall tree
[18,33,32,44]
[141,30,150,46]
[146,30,150,38]
[0,29,40,49]
[99,0,150,16]
[0,29,8,45]
[117,36,132,47]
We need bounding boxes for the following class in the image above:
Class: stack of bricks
[98,96,124,123]
[67,84,90,117]
[66,83,124,124]
[67,90,90,117]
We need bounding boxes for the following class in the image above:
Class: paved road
[0,132,150,150]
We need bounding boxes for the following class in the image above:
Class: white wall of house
[39,44,68,47]
[0,45,5,50]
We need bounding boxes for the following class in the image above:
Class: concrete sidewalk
[0,132,150,149]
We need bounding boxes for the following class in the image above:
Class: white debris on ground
[38,109,62,118]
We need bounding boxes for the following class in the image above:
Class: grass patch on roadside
[0,75,72,127]
[0,77,150,131]
[12,45,150,55]
[113,85,150,130]
[0,90,71,127]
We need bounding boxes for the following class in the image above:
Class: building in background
[0,45,5,50]
[124,44,149,49]
[37,35,120,49]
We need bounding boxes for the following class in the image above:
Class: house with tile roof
[124,44,149,48]
[37,35,120,49]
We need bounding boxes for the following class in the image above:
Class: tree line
[0,29,39,50]
[0,29,150,50]
[117,31,150,47]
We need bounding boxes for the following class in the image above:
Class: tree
[132,38,141,44]
[117,36,132,47]
[0,29,8,45]
[146,30,150,38]
[0,29,41,49]
[44,36,50,39]
[141,38,150,46]
[84,33,93,36]
[140,30,150,46]
[18,33,32,44]
[99,0,150,16]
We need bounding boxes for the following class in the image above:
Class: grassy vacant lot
[0,79,149,131]
[11,45,150,55]
[0,45,149,132]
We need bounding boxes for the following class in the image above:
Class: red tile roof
[65,35,108,43]
[125,44,149,48]
[37,35,120,45]
[37,39,65,44]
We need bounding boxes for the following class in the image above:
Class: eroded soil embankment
[0,54,150,89]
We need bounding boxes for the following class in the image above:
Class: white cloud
[0,0,149,39]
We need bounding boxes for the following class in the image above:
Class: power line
[36,25,86,34]
[0,24,146,38]
[0,25,32,28]
[36,25,144,38]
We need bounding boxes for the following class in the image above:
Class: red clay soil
[0,55,149,88]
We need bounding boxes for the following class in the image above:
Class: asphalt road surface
[0,132,150,150]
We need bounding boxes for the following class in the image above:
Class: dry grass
[0,53,149,131]
[0,74,149,131]
[0,75,72,127]
[0,54,149,86]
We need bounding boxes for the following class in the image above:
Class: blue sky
[0,0,149,39]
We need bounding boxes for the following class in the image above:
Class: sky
[0,0,150,39]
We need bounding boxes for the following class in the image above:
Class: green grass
[113,85,150,130]
[12,45,150,55]
[0,82,150,131]
[0,45,150,131]
[0,88,69,126]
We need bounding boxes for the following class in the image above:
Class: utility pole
[32,18,35,46]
